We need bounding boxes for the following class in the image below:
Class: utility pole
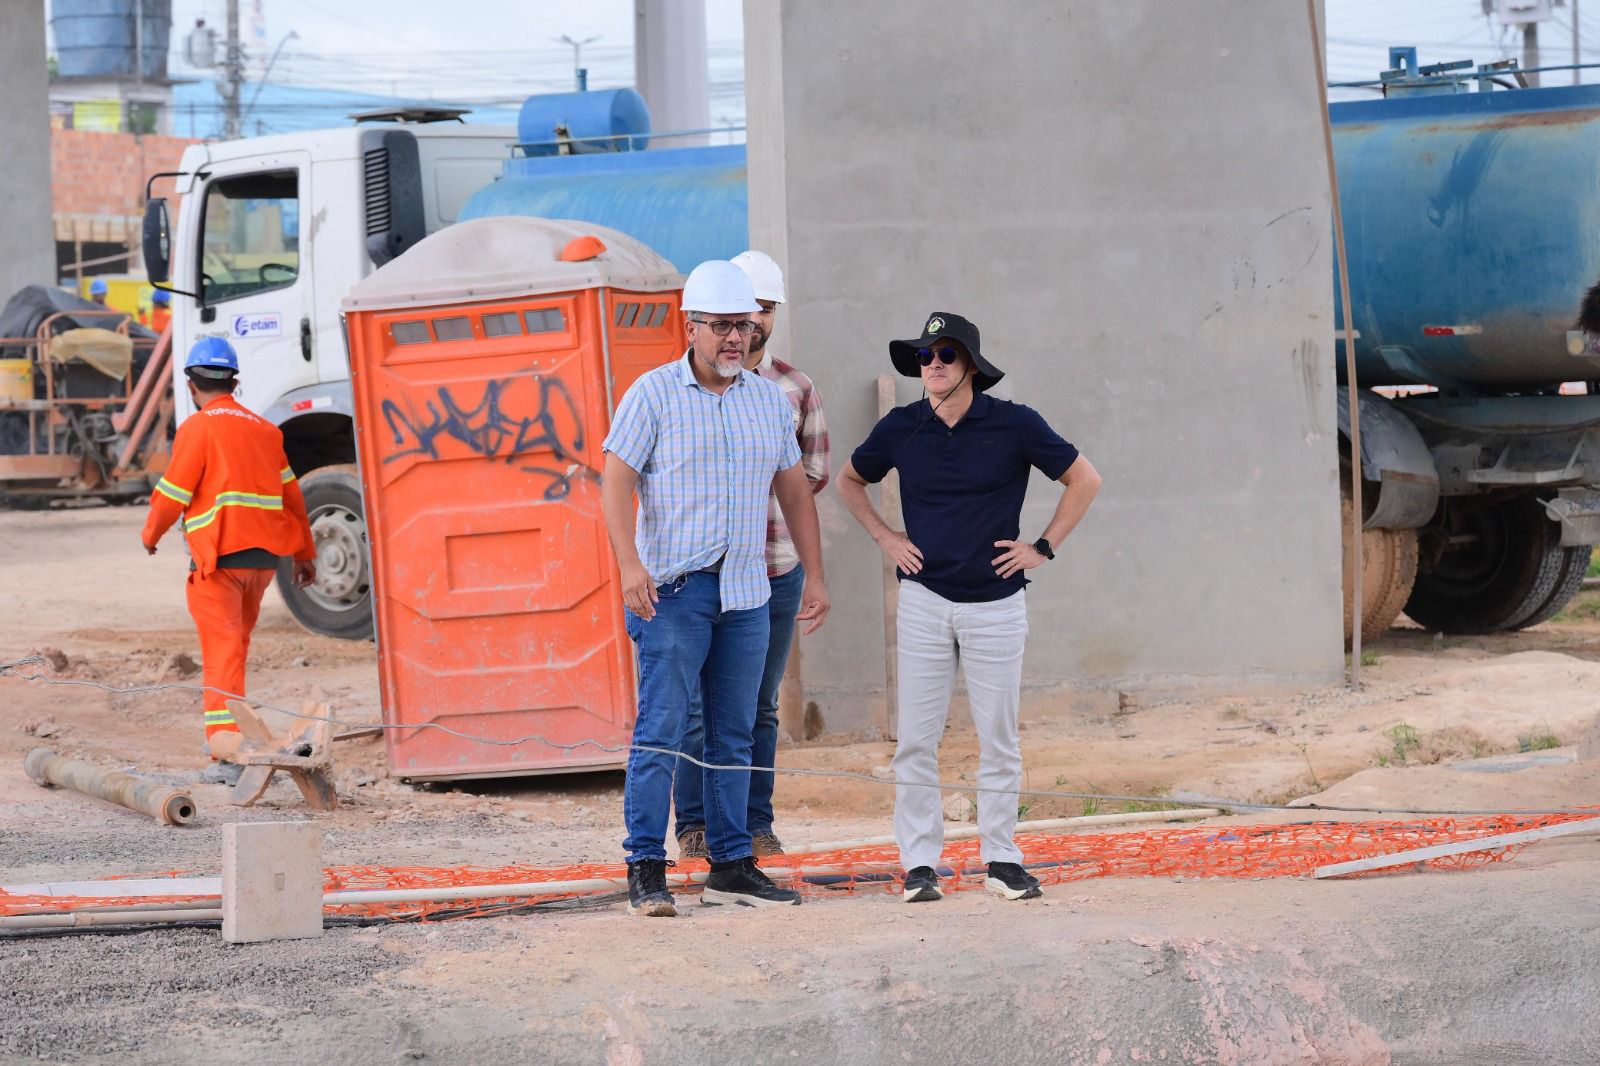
[1575,0,1582,85]
[223,0,244,139]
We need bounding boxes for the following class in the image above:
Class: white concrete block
[222,821,323,944]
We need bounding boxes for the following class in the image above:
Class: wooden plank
[229,765,274,807]
[877,375,901,742]
[287,769,338,811]
[1312,816,1600,879]
[226,699,275,745]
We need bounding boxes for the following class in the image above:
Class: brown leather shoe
[752,830,786,857]
[677,827,708,860]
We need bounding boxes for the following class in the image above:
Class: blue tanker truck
[144,65,1600,641]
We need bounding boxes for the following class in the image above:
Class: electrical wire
[1,655,1588,818]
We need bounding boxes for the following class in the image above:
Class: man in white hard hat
[601,259,832,917]
[673,250,829,862]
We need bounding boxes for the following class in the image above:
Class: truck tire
[1505,545,1588,630]
[1403,496,1565,634]
[1342,492,1419,647]
[277,464,374,641]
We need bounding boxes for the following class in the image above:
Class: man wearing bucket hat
[672,250,830,862]
[837,311,1101,903]
[601,260,831,917]
[142,338,317,785]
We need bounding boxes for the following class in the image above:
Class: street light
[242,30,301,127]
[554,33,601,91]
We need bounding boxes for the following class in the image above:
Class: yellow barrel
[0,359,31,402]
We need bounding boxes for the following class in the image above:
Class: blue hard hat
[151,288,171,305]
[89,278,108,296]
[185,336,239,379]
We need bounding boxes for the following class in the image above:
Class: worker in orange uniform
[141,338,317,785]
[148,289,172,335]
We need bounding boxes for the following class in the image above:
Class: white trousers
[892,581,1028,871]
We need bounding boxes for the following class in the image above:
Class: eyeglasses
[917,347,961,366]
[690,317,756,337]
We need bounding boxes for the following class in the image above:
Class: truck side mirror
[143,197,172,283]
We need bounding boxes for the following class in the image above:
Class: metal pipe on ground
[0,908,222,931]
[23,748,197,826]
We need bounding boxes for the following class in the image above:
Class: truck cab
[146,115,512,638]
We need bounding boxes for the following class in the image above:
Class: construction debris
[24,747,195,826]
[209,700,338,811]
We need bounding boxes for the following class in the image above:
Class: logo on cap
[927,317,944,334]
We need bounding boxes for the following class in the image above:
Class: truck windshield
[199,170,299,304]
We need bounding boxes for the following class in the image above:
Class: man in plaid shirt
[675,250,830,860]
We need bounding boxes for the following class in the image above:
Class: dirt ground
[2,505,1599,1065]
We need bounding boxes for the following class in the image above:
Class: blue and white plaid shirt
[603,350,802,611]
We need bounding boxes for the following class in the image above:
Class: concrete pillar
[746,0,1344,733]
[634,0,711,146]
[222,821,324,944]
[0,2,58,295]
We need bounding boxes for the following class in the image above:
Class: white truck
[143,114,512,638]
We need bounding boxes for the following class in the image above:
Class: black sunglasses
[917,347,961,366]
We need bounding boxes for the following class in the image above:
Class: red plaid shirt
[756,352,829,576]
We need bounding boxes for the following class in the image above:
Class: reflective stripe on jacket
[142,395,315,576]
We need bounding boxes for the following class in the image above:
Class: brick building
[52,127,196,286]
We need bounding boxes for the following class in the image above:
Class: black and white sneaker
[902,866,942,903]
[702,857,801,908]
[627,858,678,917]
[984,862,1042,900]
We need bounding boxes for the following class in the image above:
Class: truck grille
[363,148,391,237]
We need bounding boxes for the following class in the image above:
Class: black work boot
[627,858,678,917]
[702,857,801,908]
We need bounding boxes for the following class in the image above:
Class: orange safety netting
[5,810,1596,922]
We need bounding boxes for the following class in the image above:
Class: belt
[695,555,725,575]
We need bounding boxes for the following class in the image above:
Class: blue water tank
[52,0,172,81]
[517,89,652,157]
[1331,84,1600,390]
[459,144,749,272]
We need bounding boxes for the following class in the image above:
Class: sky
[42,1,1600,134]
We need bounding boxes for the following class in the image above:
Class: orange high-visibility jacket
[142,395,315,576]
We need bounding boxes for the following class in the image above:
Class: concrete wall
[0,1,57,296]
[747,0,1344,733]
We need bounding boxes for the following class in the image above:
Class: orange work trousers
[185,568,275,743]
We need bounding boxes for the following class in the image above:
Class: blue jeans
[622,571,769,864]
[675,563,804,838]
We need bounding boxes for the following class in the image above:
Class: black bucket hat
[889,311,1004,392]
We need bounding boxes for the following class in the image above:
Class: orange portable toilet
[342,217,684,780]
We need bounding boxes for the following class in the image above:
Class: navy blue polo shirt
[851,392,1079,603]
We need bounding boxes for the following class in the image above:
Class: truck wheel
[1403,497,1565,634]
[277,464,374,641]
[1342,492,1418,647]
[1505,545,1588,630]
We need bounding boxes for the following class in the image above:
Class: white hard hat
[731,250,786,304]
[681,260,760,315]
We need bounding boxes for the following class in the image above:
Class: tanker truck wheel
[1342,491,1418,647]
[1504,543,1589,630]
[277,464,374,641]
[1402,496,1567,634]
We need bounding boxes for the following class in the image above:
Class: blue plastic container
[52,0,172,81]
[460,144,749,272]
[517,89,652,156]
[1331,84,1600,389]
